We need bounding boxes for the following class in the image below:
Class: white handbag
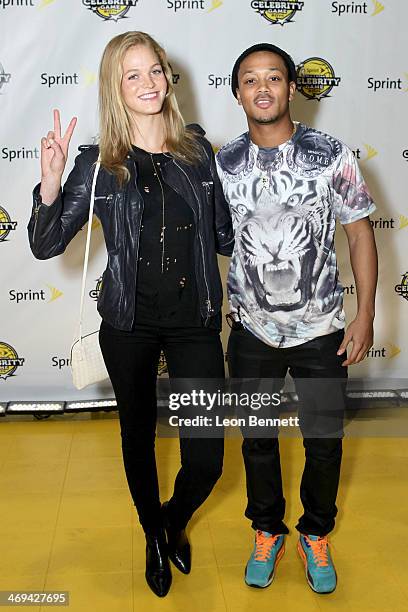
[70,158,109,390]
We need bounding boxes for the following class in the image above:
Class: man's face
[236,51,296,124]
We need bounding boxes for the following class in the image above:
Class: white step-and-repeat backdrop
[1,0,407,400]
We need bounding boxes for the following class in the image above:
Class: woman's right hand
[40,109,77,204]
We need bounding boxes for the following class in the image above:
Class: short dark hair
[231,43,297,98]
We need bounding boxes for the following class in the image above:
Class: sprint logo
[369,215,408,230]
[368,74,408,93]
[366,344,401,359]
[207,0,222,11]
[399,215,408,230]
[167,0,222,12]
[372,0,384,16]
[38,0,56,8]
[362,144,378,160]
[331,1,384,16]
[353,144,378,161]
[47,284,63,302]
[81,68,97,87]
[8,286,63,304]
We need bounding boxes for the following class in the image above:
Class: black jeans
[99,321,225,533]
[227,327,348,537]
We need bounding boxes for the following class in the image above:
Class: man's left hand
[336,316,374,366]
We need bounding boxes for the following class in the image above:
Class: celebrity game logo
[395,272,408,303]
[0,206,17,242]
[251,0,304,25]
[0,342,25,381]
[168,63,180,85]
[89,277,103,300]
[83,0,138,21]
[296,57,341,100]
[0,62,11,93]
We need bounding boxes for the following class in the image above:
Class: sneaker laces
[254,530,280,562]
[304,535,329,568]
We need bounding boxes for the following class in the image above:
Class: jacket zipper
[133,161,143,263]
[172,160,212,317]
[32,202,41,244]
[130,160,144,327]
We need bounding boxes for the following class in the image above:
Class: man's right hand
[39,109,77,205]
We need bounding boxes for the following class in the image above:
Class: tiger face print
[233,174,334,312]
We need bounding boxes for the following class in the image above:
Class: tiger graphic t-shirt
[216,123,376,348]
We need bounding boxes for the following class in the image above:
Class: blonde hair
[98,31,203,184]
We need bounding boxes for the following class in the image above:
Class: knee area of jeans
[212,463,224,482]
[242,438,279,453]
[299,426,344,440]
[185,459,223,483]
[120,431,156,449]
[303,439,343,460]
[205,460,224,482]
[299,415,344,437]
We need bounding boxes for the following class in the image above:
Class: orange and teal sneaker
[245,530,285,588]
[297,534,337,594]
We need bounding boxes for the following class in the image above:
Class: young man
[215,43,377,594]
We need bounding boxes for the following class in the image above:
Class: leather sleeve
[27,150,96,260]
[187,124,234,256]
[206,139,234,257]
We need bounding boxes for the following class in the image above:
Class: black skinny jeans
[227,327,347,537]
[99,321,225,534]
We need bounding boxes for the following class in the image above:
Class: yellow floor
[0,415,407,612]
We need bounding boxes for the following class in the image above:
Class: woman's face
[121,44,168,118]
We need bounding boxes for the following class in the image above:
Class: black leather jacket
[28,126,234,330]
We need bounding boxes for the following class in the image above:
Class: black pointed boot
[145,529,172,597]
[161,501,191,574]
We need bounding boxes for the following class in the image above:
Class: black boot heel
[145,530,172,597]
[162,502,191,575]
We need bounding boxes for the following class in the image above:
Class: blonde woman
[28,31,233,597]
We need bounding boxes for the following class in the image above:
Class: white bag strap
[77,158,101,341]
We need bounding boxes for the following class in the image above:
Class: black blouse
[132,145,202,327]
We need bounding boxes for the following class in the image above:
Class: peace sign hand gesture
[40,109,77,205]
